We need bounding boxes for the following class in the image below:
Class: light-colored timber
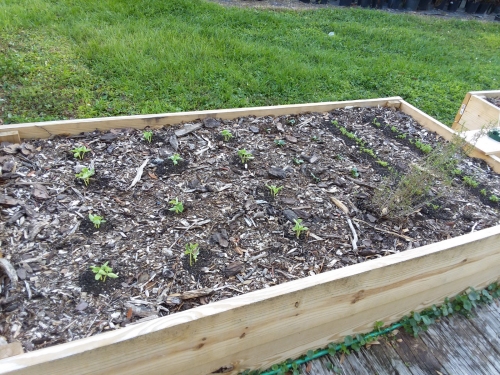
[1,226,500,375]
[1,98,500,375]
[0,131,20,144]
[453,90,500,131]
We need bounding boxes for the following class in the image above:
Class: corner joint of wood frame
[387,100,401,109]
[0,131,21,144]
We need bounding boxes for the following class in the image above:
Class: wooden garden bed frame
[1,97,500,375]
[452,90,500,161]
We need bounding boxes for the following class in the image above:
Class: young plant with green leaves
[169,153,182,166]
[463,176,479,188]
[266,184,283,198]
[143,130,153,143]
[75,167,95,186]
[220,129,233,142]
[90,261,118,282]
[350,167,360,178]
[237,149,253,164]
[293,157,304,165]
[490,195,499,203]
[71,145,91,159]
[169,198,184,214]
[274,139,286,147]
[184,243,199,266]
[88,213,106,228]
[292,219,308,239]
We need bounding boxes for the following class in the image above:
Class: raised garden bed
[1,98,499,374]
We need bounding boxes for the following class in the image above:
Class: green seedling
[90,261,118,282]
[310,135,320,142]
[331,120,339,126]
[390,126,398,133]
[71,145,91,159]
[415,140,432,154]
[292,218,308,239]
[351,167,360,178]
[372,118,381,127]
[463,176,479,188]
[274,139,286,147]
[452,168,462,176]
[480,189,487,196]
[376,160,388,167]
[237,149,254,164]
[89,213,106,228]
[169,153,182,165]
[310,173,321,183]
[266,184,283,197]
[490,195,499,203]
[220,129,233,142]
[184,243,199,266]
[75,167,95,186]
[143,130,153,143]
[169,198,184,214]
[293,157,304,165]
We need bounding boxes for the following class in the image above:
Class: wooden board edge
[0,97,403,140]
[452,92,472,131]
[0,131,20,144]
[468,90,500,98]
[1,225,500,375]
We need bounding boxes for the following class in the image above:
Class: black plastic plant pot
[475,2,490,13]
[465,0,481,13]
[435,0,448,9]
[339,0,352,6]
[447,0,462,11]
[417,0,432,9]
[389,0,403,8]
[406,0,420,10]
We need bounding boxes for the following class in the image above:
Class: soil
[1,107,499,353]
[486,97,500,108]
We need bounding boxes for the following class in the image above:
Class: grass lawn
[0,0,499,125]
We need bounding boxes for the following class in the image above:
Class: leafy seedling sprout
[91,261,118,282]
[220,129,233,142]
[88,213,106,228]
[169,198,184,214]
[143,130,153,143]
[351,167,360,178]
[266,184,283,197]
[71,145,91,159]
[292,219,308,239]
[293,157,304,165]
[169,153,182,166]
[274,139,286,147]
[75,167,95,186]
[185,243,199,266]
[490,195,499,203]
[237,149,253,164]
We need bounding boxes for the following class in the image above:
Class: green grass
[1,0,499,124]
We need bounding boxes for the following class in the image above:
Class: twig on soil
[346,217,358,253]
[128,158,150,190]
[353,218,414,242]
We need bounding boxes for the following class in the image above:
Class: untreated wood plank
[0,97,402,140]
[388,333,441,375]
[456,95,500,131]
[0,131,20,144]
[356,341,413,375]
[1,226,499,375]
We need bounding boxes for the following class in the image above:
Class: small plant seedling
[71,145,91,159]
[292,219,308,239]
[463,176,479,188]
[480,189,487,196]
[88,213,106,228]
[237,149,254,164]
[274,139,286,147]
[184,243,199,266]
[331,120,339,126]
[90,261,118,282]
[490,195,499,203]
[266,184,283,197]
[293,157,304,165]
[310,135,321,142]
[372,118,381,127]
[415,140,432,154]
[169,153,183,166]
[287,118,296,126]
[376,160,388,167]
[220,129,233,142]
[143,130,153,143]
[452,168,462,176]
[390,126,398,133]
[374,321,384,332]
[169,198,184,214]
[75,167,95,186]
[351,167,360,178]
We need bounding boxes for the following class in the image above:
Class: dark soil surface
[1,106,499,353]
[486,97,500,108]
[208,0,500,23]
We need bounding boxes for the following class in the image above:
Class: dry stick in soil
[128,158,149,190]
[330,197,358,252]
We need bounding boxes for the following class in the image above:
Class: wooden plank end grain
[0,131,21,144]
